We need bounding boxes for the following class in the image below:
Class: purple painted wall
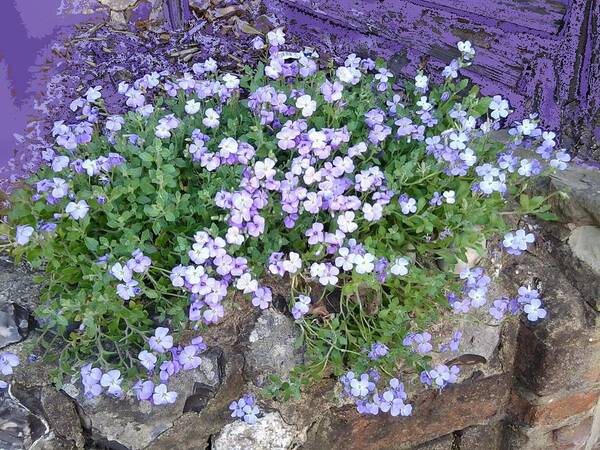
[262,0,599,148]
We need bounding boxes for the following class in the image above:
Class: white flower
[15,225,34,246]
[222,74,240,89]
[489,95,510,120]
[185,99,201,115]
[336,66,356,84]
[460,148,477,166]
[236,273,258,294]
[457,41,475,60]
[254,158,276,180]
[283,252,302,274]
[265,59,283,79]
[335,247,355,271]
[185,265,205,285]
[414,73,428,90]
[443,190,456,204]
[308,129,327,149]
[155,123,171,139]
[226,227,245,245]
[267,28,285,46]
[85,86,102,102]
[390,257,409,276]
[310,262,326,278]
[362,202,383,222]
[218,137,238,158]
[65,200,89,220]
[337,211,358,233]
[296,95,317,117]
[354,253,375,274]
[81,159,98,177]
[202,108,220,129]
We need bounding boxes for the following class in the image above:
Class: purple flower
[116,280,140,301]
[149,327,174,353]
[503,229,535,256]
[252,287,272,310]
[133,380,154,401]
[153,383,178,405]
[413,332,432,354]
[229,394,261,424]
[178,345,202,370]
[425,364,460,389]
[15,225,34,245]
[127,249,152,273]
[291,295,311,320]
[81,363,102,398]
[368,342,389,360]
[0,352,19,375]
[523,298,547,321]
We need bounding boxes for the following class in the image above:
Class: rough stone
[0,258,40,311]
[552,416,594,449]
[0,391,47,450]
[541,223,600,312]
[71,348,223,450]
[501,249,600,396]
[212,412,297,450]
[244,309,303,387]
[410,433,454,449]
[97,0,140,11]
[569,226,600,276]
[0,302,30,349]
[459,422,505,449]
[546,165,600,226]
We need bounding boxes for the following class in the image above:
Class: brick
[303,374,511,450]
[509,390,599,428]
[552,417,594,449]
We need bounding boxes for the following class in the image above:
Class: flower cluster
[340,371,413,416]
[229,393,261,424]
[420,364,460,389]
[110,249,151,301]
[80,328,206,406]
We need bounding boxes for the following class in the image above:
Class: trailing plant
[1,30,566,409]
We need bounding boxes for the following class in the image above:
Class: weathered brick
[509,389,599,428]
[552,416,594,449]
[304,374,511,450]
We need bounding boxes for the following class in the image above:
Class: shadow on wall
[0,0,104,169]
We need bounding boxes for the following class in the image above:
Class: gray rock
[546,165,600,226]
[97,0,140,11]
[0,258,40,311]
[568,226,600,275]
[0,303,31,349]
[244,309,303,386]
[73,348,223,450]
[0,391,47,450]
[212,412,296,450]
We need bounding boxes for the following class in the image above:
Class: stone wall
[1,166,599,449]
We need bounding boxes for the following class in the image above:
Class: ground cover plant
[1,30,569,415]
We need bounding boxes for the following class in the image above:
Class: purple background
[0,0,103,170]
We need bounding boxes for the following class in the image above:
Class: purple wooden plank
[410,0,569,35]
[265,0,598,135]
[266,0,562,126]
